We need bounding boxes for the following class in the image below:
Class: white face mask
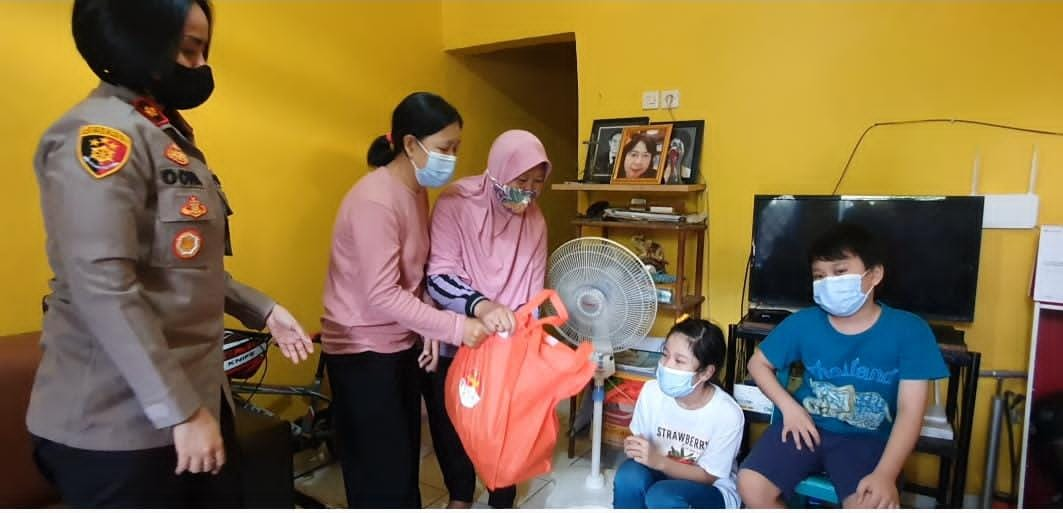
[812,271,870,317]
[412,140,457,188]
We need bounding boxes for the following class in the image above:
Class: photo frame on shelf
[582,116,650,183]
[652,120,705,185]
[611,124,672,185]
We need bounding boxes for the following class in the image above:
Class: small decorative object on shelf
[632,234,668,274]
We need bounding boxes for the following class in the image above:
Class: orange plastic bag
[445,289,595,491]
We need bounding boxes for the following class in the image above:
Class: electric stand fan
[542,237,657,508]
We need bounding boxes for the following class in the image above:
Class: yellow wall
[2,2,577,416]
[443,0,1063,497]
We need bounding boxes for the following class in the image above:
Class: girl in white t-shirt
[613,316,745,509]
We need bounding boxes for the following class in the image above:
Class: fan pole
[586,378,606,490]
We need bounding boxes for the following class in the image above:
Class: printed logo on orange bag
[458,369,482,408]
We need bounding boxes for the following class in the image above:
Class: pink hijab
[428,130,552,310]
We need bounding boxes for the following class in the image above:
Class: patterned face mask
[489,174,537,215]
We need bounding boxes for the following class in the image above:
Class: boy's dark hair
[807,222,885,270]
[367,92,463,167]
[666,318,726,388]
[73,0,213,93]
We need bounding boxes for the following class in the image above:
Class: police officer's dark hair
[72,0,213,93]
[807,222,886,270]
[665,318,726,388]
[368,92,463,167]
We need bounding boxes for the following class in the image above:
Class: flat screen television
[749,195,985,322]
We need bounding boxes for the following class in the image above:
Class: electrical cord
[832,118,1063,195]
[241,338,272,405]
[739,247,753,322]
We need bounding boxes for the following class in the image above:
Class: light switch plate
[642,90,659,110]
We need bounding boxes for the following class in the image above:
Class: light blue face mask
[812,271,870,317]
[412,140,457,188]
[656,363,698,398]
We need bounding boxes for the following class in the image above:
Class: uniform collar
[92,81,140,104]
[92,81,197,142]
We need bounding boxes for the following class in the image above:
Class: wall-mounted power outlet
[662,89,680,109]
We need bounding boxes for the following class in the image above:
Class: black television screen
[749,195,985,322]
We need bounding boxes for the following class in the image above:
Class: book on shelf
[602,208,707,224]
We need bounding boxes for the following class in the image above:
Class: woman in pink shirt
[423,130,552,508]
[320,92,491,508]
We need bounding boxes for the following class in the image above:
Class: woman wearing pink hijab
[423,130,551,508]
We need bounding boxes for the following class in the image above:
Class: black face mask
[152,63,214,110]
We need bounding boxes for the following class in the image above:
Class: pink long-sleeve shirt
[321,167,464,355]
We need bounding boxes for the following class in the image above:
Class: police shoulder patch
[78,125,132,179]
[133,98,170,127]
[165,143,190,166]
[173,229,203,259]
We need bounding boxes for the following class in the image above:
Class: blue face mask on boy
[656,363,699,398]
[812,271,870,317]
[412,140,457,188]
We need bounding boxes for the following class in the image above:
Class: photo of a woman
[611,125,672,184]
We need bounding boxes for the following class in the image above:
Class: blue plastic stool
[793,475,840,506]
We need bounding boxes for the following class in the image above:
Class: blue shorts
[740,422,888,502]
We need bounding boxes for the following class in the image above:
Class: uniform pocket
[150,188,223,268]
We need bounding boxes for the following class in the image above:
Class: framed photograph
[652,120,705,185]
[611,124,672,185]
[582,116,650,183]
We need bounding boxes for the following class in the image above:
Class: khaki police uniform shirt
[26,82,275,451]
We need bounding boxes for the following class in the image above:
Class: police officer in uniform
[26,0,315,507]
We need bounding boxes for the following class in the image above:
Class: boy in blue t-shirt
[737,223,949,509]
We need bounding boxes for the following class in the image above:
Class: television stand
[745,308,792,325]
[929,323,966,346]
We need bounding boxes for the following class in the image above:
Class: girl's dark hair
[72,0,213,93]
[666,318,726,387]
[368,92,463,167]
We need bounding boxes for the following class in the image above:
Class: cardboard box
[734,383,774,415]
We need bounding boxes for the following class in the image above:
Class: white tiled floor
[295,409,612,509]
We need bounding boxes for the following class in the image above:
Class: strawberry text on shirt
[656,426,709,451]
